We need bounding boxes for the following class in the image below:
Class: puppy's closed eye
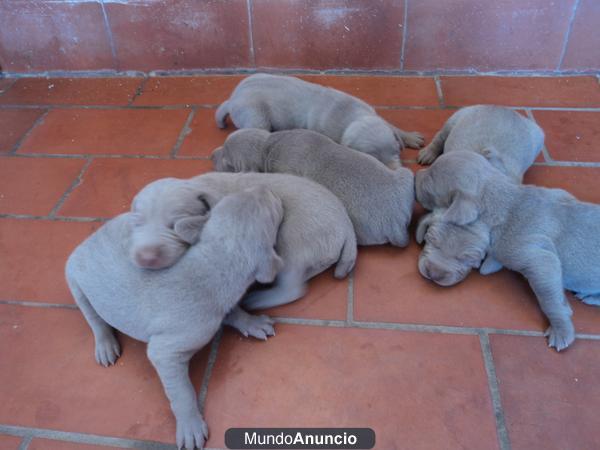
[197,195,211,213]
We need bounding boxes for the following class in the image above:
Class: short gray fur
[128,172,357,312]
[417,105,544,182]
[215,73,424,168]
[416,151,600,351]
[212,128,414,247]
[65,186,285,449]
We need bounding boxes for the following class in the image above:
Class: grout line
[7,152,211,160]
[99,0,119,71]
[399,0,409,70]
[47,158,93,219]
[9,109,49,155]
[0,213,107,223]
[525,109,553,162]
[0,103,599,112]
[4,299,600,342]
[17,435,32,450]
[557,0,581,70]
[170,108,197,158]
[0,300,79,310]
[533,160,600,168]
[3,69,600,78]
[346,271,354,324]
[246,0,256,67]
[0,424,175,450]
[434,75,445,108]
[128,76,150,106]
[198,328,223,413]
[479,333,512,450]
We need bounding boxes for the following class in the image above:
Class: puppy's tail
[215,100,230,129]
[334,234,357,279]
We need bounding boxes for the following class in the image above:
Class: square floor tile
[133,76,244,106]
[0,219,100,303]
[0,109,45,153]
[177,108,235,158]
[205,324,499,449]
[258,269,348,321]
[532,111,600,162]
[0,304,208,444]
[0,78,143,106]
[58,158,213,218]
[441,76,600,108]
[524,166,600,203]
[20,109,190,156]
[0,156,85,215]
[491,334,600,450]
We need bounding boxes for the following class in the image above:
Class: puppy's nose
[425,263,450,282]
[135,247,163,268]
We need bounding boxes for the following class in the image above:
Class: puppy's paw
[94,332,121,367]
[417,146,438,165]
[575,292,600,306]
[238,314,275,341]
[403,131,425,149]
[544,323,575,352]
[176,414,208,450]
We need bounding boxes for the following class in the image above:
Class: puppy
[215,73,424,169]
[130,172,357,311]
[416,151,600,351]
[66,186,284,449]
[417,105,544,182]
[212,128,414,247]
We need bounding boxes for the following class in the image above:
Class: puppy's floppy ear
[442,191,479,225]
[416,213,435,244]
[174,215,210,245]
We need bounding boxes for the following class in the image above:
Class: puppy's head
[416,211,489,286]
[415,152,497,225]
[342,116,402,169]
[211,128,270,173]
[129,178,214,269]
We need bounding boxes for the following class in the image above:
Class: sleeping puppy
[66,186,284,449]
[215,73,424,169]
[416,151,600,351]
[130,172,357,311]
[212,128,414,247]
[417,105,544,182]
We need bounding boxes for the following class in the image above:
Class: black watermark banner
[225,428,375,449]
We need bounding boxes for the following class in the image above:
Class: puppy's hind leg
[223,305,275,340]
[519,240,574,351]
[67,277,120,367]
[230,103,272,131]
[241,269,307,311]
[147,339,209,450]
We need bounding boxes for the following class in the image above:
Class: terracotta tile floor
[0,75,598,450]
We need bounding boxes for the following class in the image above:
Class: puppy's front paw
[176,414,208,450]
[544,322,575,352]
[95,332,121,367]
[417,146,438,165]
[239,314,275,340]
[404,131,425,149]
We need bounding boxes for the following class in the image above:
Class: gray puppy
[415,105,544,283]
[416,151,600,351]
[417,105,544,182]
[129,172,357,311]
[66,186,285,449]
[215,73,424,169]
[212,128,414,247]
